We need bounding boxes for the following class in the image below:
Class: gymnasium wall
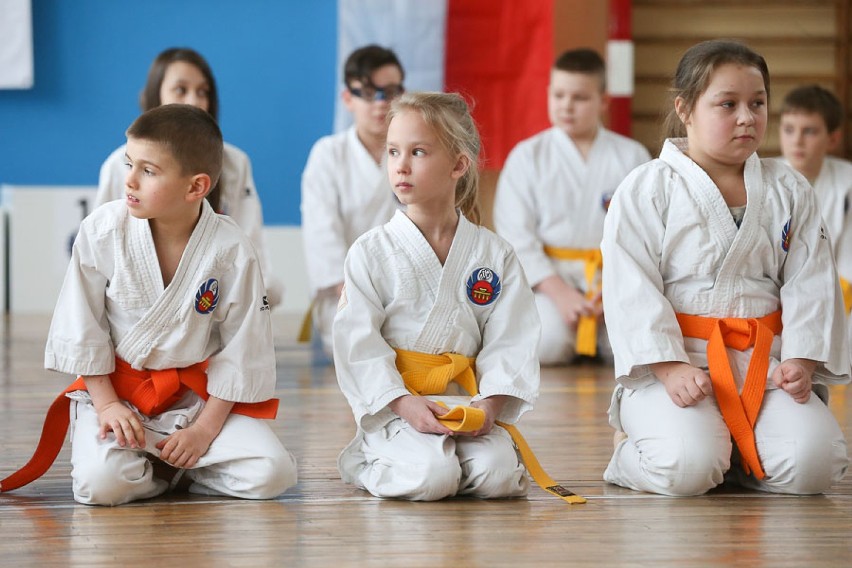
[0,0,338,227]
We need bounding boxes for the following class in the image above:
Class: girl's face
[678,63,767,172]
[159,61,211,112]
[386,110,466,212]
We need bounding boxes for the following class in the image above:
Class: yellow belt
[840,277,852,315]
[542,245,602,356]
[297,299,315,343]
[395,348,586,504]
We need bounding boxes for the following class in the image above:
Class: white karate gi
[46,200,297,505]
[601,139,850,496]
[301,127,399,353]
[334,211,540,501]
[494,126,650,363]
[96,143,283,307]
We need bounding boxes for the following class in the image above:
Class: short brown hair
[343,45,405,88]
[780,85,843,133]
[126,104,223,188]
[553,48,606,91]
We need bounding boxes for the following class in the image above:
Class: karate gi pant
[604,381,849,496]
[535,293,612,365]
[338,418,530,501]
[69,392,298,506]
[313,292,339,359]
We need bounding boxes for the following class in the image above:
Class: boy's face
[124,137,196,221]
[343,63,404,141]
[779,111,838,178]
[548,69,606,142]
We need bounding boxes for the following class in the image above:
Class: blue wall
[0,0,338,226]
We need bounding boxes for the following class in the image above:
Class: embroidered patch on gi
[601,192,614,212]
[781,217,792,252]
[195,278,220,314]
[466,267,501,306]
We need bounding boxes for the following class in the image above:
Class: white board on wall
[0,0,34,89]
[2,185,96,313]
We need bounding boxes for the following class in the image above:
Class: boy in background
[494,48,650,365]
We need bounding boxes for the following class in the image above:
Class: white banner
[0,0,34,89]
[334,0,448,132]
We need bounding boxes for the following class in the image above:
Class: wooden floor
[1,314,851,567]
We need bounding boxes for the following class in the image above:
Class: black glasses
[349,83,405,102]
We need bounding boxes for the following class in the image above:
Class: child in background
[300,45,403,355]
[95,47,283,307]
[777,85,852,312]
[2,105,297,505]
[602,40,849,496]
[333,92,541,501]
[494,48,650,365]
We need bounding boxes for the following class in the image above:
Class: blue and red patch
[781,217,792,252]
[466,267,501,306]
[195,278,220,314]
[601,192,614,212]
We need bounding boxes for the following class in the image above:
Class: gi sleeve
[222,149,283,307]
[44,220,115,376]
[333,240,409,433]
[493,144,555,288]
[301,137,350,295]
[601,166,690,387]
[779,177,850,383]
[473,246,541,424]
[206,249,278,403]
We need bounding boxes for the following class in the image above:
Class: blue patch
[195,278,220,314]
[601,192,614,212]
[466,267,501,306]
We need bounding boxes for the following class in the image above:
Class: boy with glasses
[300,45,404,356]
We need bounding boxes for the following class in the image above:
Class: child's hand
[459,395,509,437]
[96,401,146,449]
[651,361,713,407]
[156,424,216,469]
[388,395,454,435]
[537,276,596,327]
[770,358,815,404]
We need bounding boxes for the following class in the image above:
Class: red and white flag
[335,0,553,169]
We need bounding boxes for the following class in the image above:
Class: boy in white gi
[300,45,403,355]
[2,105,297,505]
[95,47,283,307]
[602,40,849,496]
[777,85,852,314]
[494,48,650,365]
[334,92,543,502]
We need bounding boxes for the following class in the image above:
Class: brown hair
[388,92,481,224]
[343,44,405,88]
[663,39,770,141]
[126,104,224,190]
[553,48,606,92]
[780,84,843,133]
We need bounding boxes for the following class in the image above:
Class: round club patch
[466,267,501,306]
[195,278,220,314]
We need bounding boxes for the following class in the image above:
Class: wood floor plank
[1,314,850,567]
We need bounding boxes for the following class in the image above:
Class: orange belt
[0,358,278,493]
[542,245,602,357]
[675,310,783,480]
[395,348,585,504]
